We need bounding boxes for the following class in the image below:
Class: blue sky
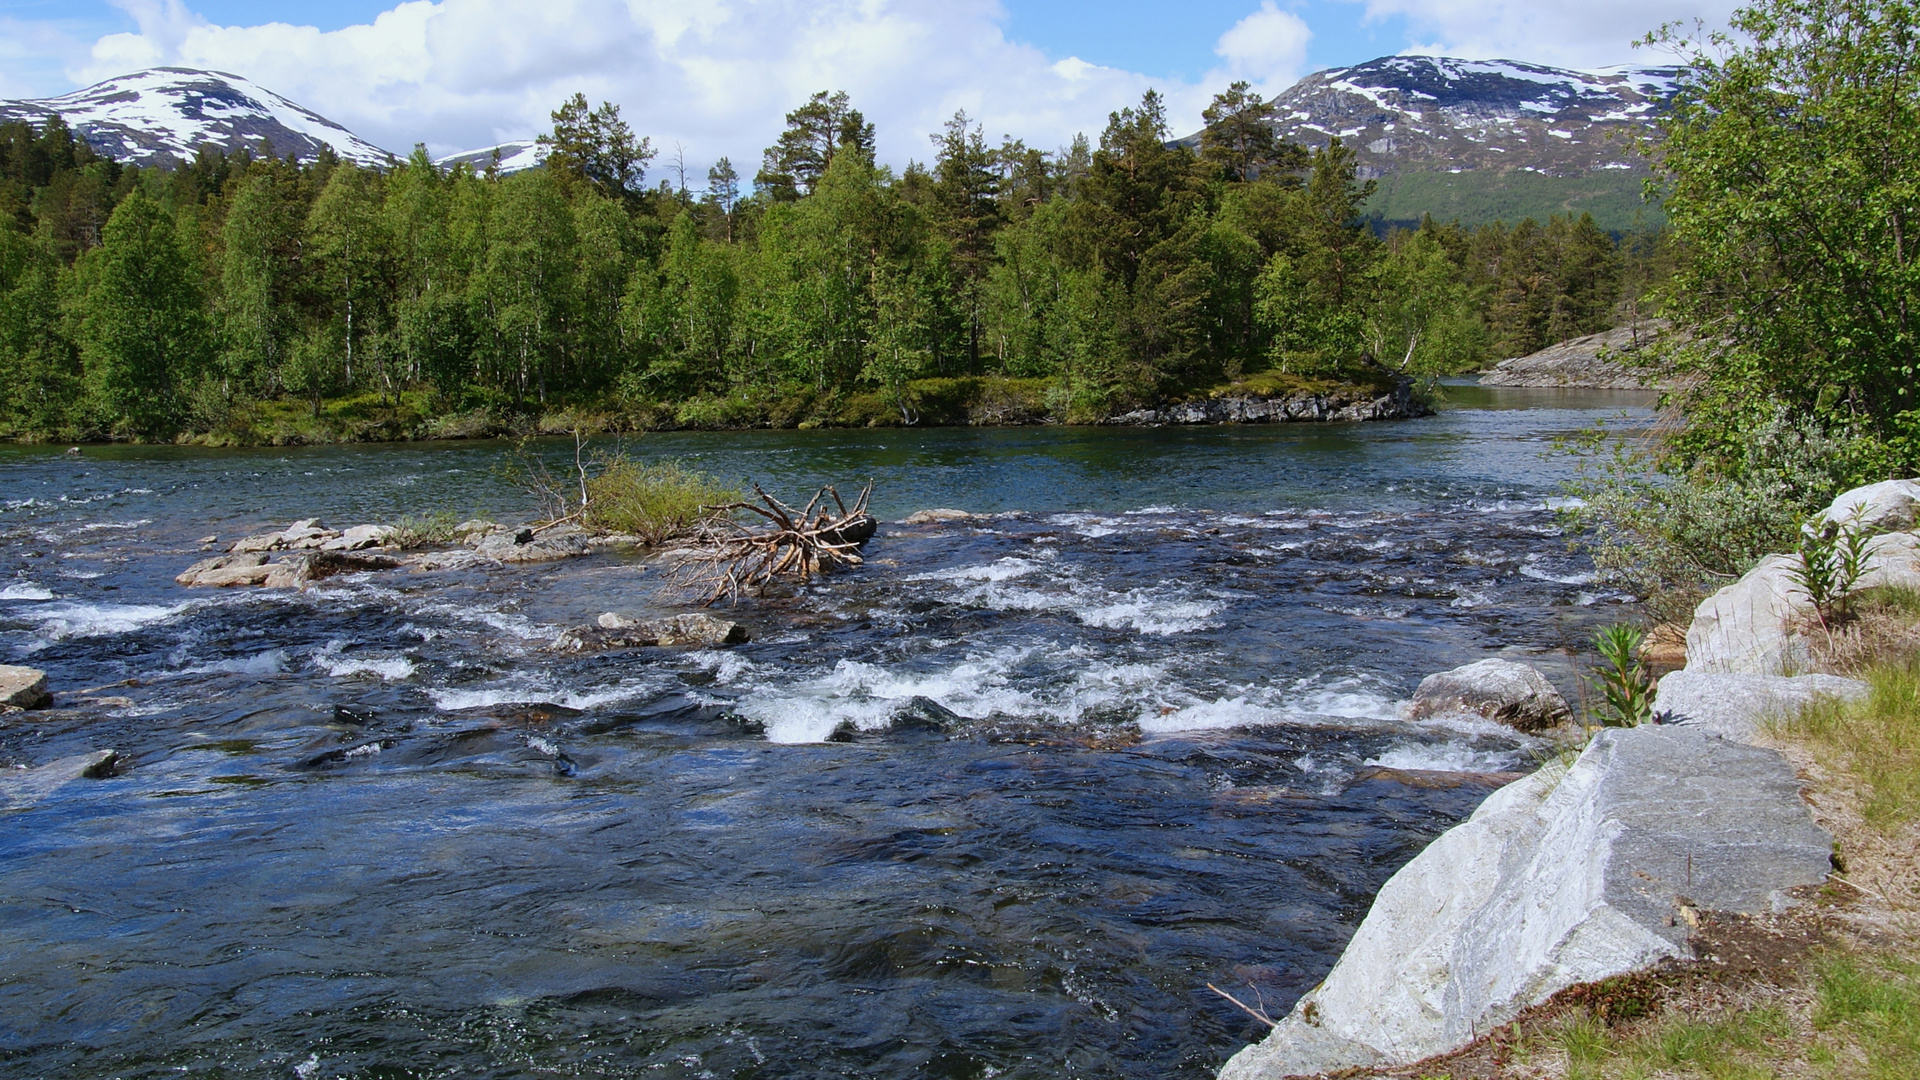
[0,1,1724,171]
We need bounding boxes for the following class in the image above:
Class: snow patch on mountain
[0,68,393,167]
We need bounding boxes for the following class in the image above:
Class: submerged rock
[1652,670,1868,741]
[1218,726,1832,1079]
[1105,383,1428,426]
[903,508,975,524]
[0,664,52,710]
[1407,658,1572,731]
[1,749,120,808]
[1685,554,1817,675]
[552,612,750,652]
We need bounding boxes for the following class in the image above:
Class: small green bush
[1587,623,1655,727]
[390,509,463,550]
[581,457,739,545]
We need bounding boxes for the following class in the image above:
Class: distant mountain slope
[1260,55,1683,176]
[434,141,543,173]
[1181,55,1684,229]
[0,68,394,167]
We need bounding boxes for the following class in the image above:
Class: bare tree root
[673,481,877,605]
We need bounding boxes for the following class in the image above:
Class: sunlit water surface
[1,386,1651,1079]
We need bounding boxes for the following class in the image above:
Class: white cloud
[1350,0,1737,70]
[1214,2,1313,89]
[33,0,1191,179]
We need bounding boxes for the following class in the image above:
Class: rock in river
[0,664,52,710]
[552,612,750,652]
[1407,658,1572,731]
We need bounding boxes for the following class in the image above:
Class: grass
[1532,954,1919,1079]
[389,509,464,550]
[1774,655,1920,829]
[579,457,739,545]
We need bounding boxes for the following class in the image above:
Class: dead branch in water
[674,481,877,605]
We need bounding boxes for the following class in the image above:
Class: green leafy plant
[390,509,462,550]
[1790,511,1873,627]
[1588,623,1655,727]
[580,456,739,545]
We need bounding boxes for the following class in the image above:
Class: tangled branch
[674,481,877,605]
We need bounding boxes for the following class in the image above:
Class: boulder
[320,524,399,551]
[405,549,495,572]
[1685,554,1817,675]
[1820,478,1920,533]
[473,531,591,563]
[176,551,269,586]
[1407,658,1572,731]
[1,749,119,808]
[903,508,975,524]
[553,612,749,652]
[0,664,52,710]
[1856,530,1920,592]
[1218,726,1832,1079]
[1652,670,1869,742]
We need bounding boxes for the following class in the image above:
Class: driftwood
[675,482,877,605]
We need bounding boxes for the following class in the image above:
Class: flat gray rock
[1653,670,1869,741]
[1219,726,1831,1079]
[1,749,119,808]
[0,664,51,710]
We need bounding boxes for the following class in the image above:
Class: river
[0,385,1651,1079]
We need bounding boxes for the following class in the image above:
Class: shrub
[390,509,463,550]
[581,457,739,545]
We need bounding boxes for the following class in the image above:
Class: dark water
[0,387,1651,1080]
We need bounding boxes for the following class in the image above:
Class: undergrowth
[1776,655,1920,829]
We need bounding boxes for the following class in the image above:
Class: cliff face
[1478,323,1668,390]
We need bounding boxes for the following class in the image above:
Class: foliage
[0,83,1669,443]
[1779,656,1920,827]
[390,509,463,549]
[580,456,739,545]
[1790,512,1875,626]
[1562,406,1875,622]
[1649,0,1920,479]
[1587,624,1655,727]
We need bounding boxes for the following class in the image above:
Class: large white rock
[1652,670,1868,741]
[1684,554,1816,675]
[1856,530,1920,592]
[1218,727,1832,1079]
[1821,478,1920,533]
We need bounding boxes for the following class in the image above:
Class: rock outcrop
[1478,323,1667,389]
[1219,727,1832,1079]
[472,529,592,564]
[903,508,975,525]
[1407,658,1572,731]
[1105,383,1428,426]
[0,664,52,710]
[1652,670,1868,741]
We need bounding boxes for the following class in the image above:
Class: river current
[1,385,1650,1079]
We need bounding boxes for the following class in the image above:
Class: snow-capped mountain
[434,140,544,173]
[0,68,394,167]
[1250,55,1686,177]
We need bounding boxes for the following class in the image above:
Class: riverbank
[1,371,1427,447]
[1218,479,1920,1079]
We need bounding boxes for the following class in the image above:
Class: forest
[0,85,1653,442]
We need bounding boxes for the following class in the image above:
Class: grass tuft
[580,458,739,546]
[1779,657,1920,829]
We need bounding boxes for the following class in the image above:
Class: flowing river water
[1,385,1651,1079]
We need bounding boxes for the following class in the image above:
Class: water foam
[313,640,415,681]
[1,583,54,601]
[33,601,187,640]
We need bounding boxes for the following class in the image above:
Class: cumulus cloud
[1350,0,1738,70]
[49,0,1183,178]
[1213,2,1313,90]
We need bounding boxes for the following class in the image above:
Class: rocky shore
[1219,477,1920,1079]
[1478,322,1668,390]
[1104,382,1428,426]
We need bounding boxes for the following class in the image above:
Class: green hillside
[1367,169,1665,233]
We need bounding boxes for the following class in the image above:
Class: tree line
[1,86,1656,441]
